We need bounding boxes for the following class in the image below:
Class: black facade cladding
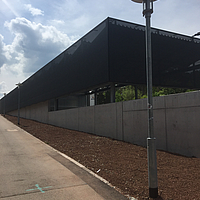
[108,18,146,84]
[1,17,200,113]
[108,18,200,88]
[2,19,109,113]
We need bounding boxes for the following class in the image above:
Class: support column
[95,92,97,105]
[54,99,58,111]
[86,95,88,107]
[135,85,138,99]
[110,83,115,103]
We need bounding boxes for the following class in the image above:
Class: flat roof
[1,17,200,112]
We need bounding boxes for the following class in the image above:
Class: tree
[115,85,147,102]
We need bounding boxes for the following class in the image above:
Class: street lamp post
[16,82,22,125]
[131,0,158,198]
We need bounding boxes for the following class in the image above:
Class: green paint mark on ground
[26,184,52,193]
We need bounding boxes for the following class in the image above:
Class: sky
[0,0,199,98]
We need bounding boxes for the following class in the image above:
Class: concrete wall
[9,91,200,158]
[9,101,49,124]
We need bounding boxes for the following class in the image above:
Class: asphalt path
[0,116,127,200]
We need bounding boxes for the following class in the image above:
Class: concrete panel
[49,110,66,127]
[166,107,200,157]
[23,107,27,118]
[8,110,18,117]
[20,108,26,118]
[116,102,123,140]
[26,107,31,119]
[9,109,19,117]
[153,96,165,109]
[94,103,117,138]
[184,107,200,158]
[30,104,36,120]
[165,91,200,108]
[41,101,48,123]
[7,101,49,124]
[123,99,147,112]
[187,91,200,107]
[123,95,164,111]
[26,106,31,119]
[34,101,48,123]
[78,106,94,134]
[57,110,68,128]
[30,106,35,119]
[123,110,147,147]
[123,100,134,112]
[153,109,167,150]
[48,112,56,126]
[19,101,49,123]
[65,108,79,130]
[34,104,40,120]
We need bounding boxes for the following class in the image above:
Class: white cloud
[0,35,7,68]
[0,86,6,99]
[51,20,65,25]
[4,17,74,73]
[24,4,44,16]
[0,17,75,96]
[0,81,6,94]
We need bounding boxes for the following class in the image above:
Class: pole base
[149,187,158,198]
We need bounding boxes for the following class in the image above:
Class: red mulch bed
[5,115,200,200]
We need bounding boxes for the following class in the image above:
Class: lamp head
[131,0,143,2]
[131,0,157,3]
[16,82,22,88]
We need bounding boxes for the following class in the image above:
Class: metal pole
[144,0,158,198]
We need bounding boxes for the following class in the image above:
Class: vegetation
[115,85,146,102]
[97,85,195,104]
[97,91,110,105]
[152,87,193,97]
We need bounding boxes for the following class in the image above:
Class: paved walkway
[0,116,127,200]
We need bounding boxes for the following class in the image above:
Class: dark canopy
[1,17,200,112]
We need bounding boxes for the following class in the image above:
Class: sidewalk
[0,115,127,200]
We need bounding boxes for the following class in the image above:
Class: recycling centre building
[1,17,200,158]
